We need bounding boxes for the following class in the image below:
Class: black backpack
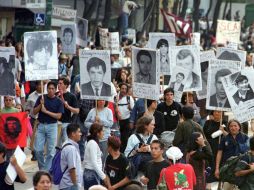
[219,152,250,187]
[127,134,154,177]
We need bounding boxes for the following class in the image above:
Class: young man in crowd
[157,88,182,131]
[57,77,79,145]
[33,81,64,171]
[105,136,131,190]
[59,124,83,190]
[140,140,169,190]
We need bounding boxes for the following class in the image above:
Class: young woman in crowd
[215,119,249,190]
[85,100,113,164]
[83,123,107,190]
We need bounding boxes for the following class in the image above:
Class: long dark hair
[87,123,103,143]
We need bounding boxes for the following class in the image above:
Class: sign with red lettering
[0,112,28,149]
[216,20,241,44]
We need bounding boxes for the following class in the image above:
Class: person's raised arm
[10,156,27,182]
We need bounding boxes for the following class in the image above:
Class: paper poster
[5,146,26,185]
[216,47,246,68]
[168,66,189,92]
[206,59,241,111]
[79,50,111,100]
[127,28,136,44]
[148,32,175,75]
[216,20,241,44]
[0,47,15,96]
[24,31,58,81]
[76,17,88,47]
[196,50,215,100]
[108,32,120,54]
[169,45,201,91]
[99,28,109,49]
[132,47,160,100]
[61,24,76,54]
[222,69,254,122]
[190,32,200,45]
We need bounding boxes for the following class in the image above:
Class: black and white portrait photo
[216,47,246,68]
[170,45,201,91]
[134,49,156,85]
[24,31,58,81]
[197,50,216,100]
[168,66,188,92]
[132,47,160,100]
[79,50,111,100]
[221,69,254,122]
[76,17,88,47]
[206,59,241,111]
[148,33,175,75]
[0,47,15,96]
[61,24,76,54]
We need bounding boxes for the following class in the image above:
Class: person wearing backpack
[235,136,254,190]
[33,81,64,171]
[215,119,249,190]
[59,124,82,190]
[115,83,134,152]
[124,115,158,175]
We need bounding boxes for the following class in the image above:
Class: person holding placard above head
[156,39,170,73]
[232,74,254,105]
[176,49,200,89]
[134,50,156,85]
[81,57,111,96]
[210,69,231,108]
[33,81,64,171]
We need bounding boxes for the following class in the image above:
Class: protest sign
[79,50,111,100]
[127,29,136,44]
[76,17,88,47]
[169,45,201,91]
[197,50,215,100]
[222,69,254,123]
[99,28,109,49]
[61,24,76,54]
[148,32,175,75]
[227,42,238,50]
[24,31,58,81]
[132,47,160,100]
[216,20,241,44]
[0,112,28,149]
[206,59,241,111]
[0,47,15,96]
[108,32,120,54]
[168,66,189,92]
[190,32,200,45]
[216,47,246,68]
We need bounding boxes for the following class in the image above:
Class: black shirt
[105,154,131,190]
[0,161,22,190]
[144,160,169,190]
[60,92,78,123]
[157,101,182,131]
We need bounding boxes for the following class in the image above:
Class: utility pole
[45,0,53,30]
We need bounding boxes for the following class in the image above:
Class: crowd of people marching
[1,20,254,190]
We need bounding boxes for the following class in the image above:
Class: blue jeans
[118,12,128,36]
[34,123,58,170]
[60,123,69,146]
[60,185,79,190]
[83,169,101,190]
